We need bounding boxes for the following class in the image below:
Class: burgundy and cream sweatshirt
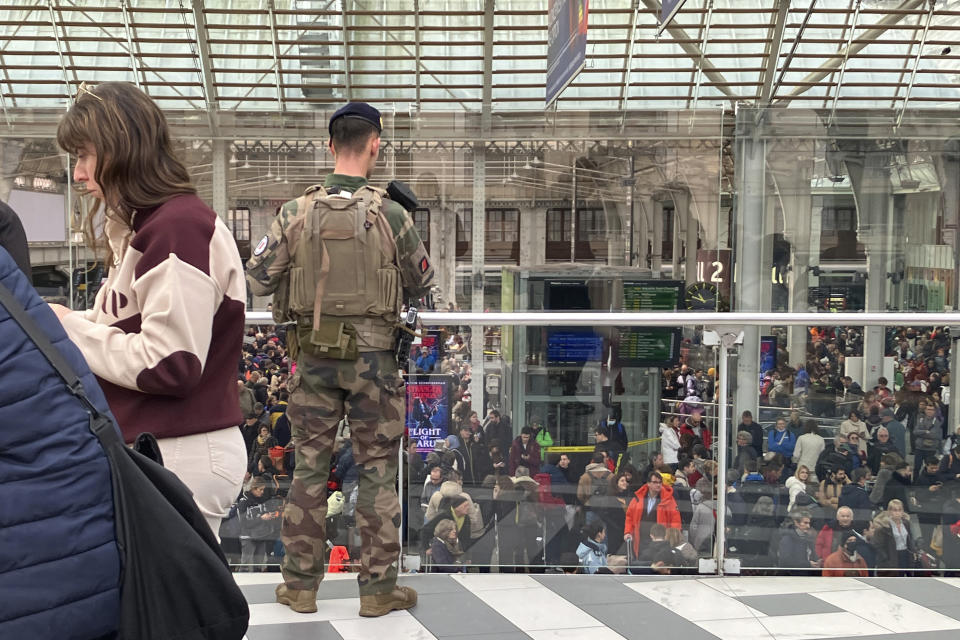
[61,194,246,443]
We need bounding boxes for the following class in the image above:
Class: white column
[444,209,457,307]
[635,196,650,268]
[470,146,486,411]
[532,207,547,265]
[651,199,664,274]
[848,149,892,388]
[519,205,536,267]
[770,154,814,368]
[734,118,767,423]
[671,200,682,279]
[428,206,445,301]
[211,139,228,221]
[606,201,627,267]
[680,192,699,286]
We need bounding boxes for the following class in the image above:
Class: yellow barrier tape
[544,437,660,454]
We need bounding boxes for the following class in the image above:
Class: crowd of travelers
[220,322,960,577]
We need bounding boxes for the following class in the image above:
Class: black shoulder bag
[0,282,249,640]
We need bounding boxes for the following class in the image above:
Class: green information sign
[623,282,680,311]
[615,280,683,366]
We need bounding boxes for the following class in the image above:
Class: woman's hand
[48,303,73,321]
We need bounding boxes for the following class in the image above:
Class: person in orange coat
[822,533,868,577]
[623,471,682,557]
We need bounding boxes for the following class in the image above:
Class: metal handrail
[246,310,960,327]
[419,311,960,326]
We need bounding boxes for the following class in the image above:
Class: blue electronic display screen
[547,331,603,363]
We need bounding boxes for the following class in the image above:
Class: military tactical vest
[281,184,402,358]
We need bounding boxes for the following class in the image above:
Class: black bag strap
[0,280,104,420]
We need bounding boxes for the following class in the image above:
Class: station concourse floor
[237,572,960,640]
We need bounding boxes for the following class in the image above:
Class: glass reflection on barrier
[219,318,960,577]
[402,320,716,576]
[722,352,960,577]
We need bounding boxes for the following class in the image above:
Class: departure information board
[623,282,682,311]
[614,281,683,367]
[547,331,604,364]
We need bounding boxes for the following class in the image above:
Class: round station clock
[685,281,719,311]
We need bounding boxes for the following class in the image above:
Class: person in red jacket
[815,506,855,561]
[509,426,542,476]
[623,471,682,557]
[680,410,713,450]
[822,534,868,577]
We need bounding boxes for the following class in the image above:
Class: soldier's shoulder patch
[253,234,270,256]
[419,256,430,274]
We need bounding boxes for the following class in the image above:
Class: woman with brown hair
[49,82,248,538]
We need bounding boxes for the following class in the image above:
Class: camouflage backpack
[275,184,402,359]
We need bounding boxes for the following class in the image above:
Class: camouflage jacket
[246,173,434,302]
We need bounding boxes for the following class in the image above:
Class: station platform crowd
[220,323,960,578]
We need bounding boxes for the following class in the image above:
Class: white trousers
[157,426,248,539]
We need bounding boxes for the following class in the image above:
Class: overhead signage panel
[546,0,590,108]
[658,0,689,35]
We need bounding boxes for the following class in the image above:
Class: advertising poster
[760,336,778,374]
[546,0,589,107]
[406,376,451,454]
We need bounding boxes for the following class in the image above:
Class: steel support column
[758,0,789,103]
[212,139,228,221]
[651,199,664,274]
[120,0,144,89]
[267,0,286,112]
[895,0,936,129]
[470,148,487,413]
[190,0,221,135]
[671,200,682,278]
[570,158,577,263]
[734,114,767,423]
[845,146,893,388]
[341,0,352,102]
[46,0,72,104]
[636,196,651,268]
[679,191,698,286]
[618,0,640,129]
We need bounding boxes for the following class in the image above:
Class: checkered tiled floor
[237,573,960,640]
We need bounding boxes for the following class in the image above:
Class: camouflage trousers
[280,350,404,596]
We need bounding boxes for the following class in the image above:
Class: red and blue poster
[760,335,778,375]
[406,377,451,454]
[546,0,589,107]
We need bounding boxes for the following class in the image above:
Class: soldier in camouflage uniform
[246,102,433,617]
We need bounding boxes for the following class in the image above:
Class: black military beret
[328,102,383,136]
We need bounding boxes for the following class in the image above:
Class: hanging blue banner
[658,0,689,35]
[546,0,589,108]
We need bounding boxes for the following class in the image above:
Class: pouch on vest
[272,270,292,324]
[297,319,358,361]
